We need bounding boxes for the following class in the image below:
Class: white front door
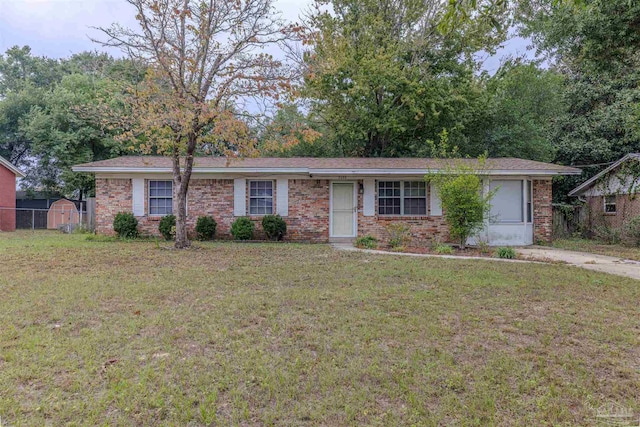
[331,182,356,237]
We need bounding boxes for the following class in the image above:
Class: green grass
[1,231,639,426]
[553,237,640,261]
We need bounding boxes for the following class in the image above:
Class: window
[249,180,273,215]
[604,195,617,213]
[378,181,427,216]
[490,180,523,223]
[149,180,173,216]
[378,181,401,215]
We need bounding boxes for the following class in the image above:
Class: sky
[0,0,533,73]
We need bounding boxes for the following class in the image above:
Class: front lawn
[553,237,640,261]
[1,232,639,425]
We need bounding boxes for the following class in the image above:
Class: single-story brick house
[0,156,25,232]
[569,153,640,231]
[73,156,580,246]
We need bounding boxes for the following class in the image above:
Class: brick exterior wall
[533,179,553,243]
[0,163,17,231]
[95,176,555,246]
[96,178,133,234]
[586,194,640,230]
[357,184,449,248]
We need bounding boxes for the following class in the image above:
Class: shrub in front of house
[355,235,378,249]
[495,247,517,259]
[262,214,287,241]
[195,216,217,241]
[622,216,640,247]
[433,241,454,255]
[231,217,254,240]
[159,214,176,240]
[113,212,139,239]
[385,223,411,251]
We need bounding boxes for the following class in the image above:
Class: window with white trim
[149,180,173,216]
[604,195,617,213]
[249,180,274,215]
[378,181,427,216]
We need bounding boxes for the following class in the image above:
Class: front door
[331,182,356,237]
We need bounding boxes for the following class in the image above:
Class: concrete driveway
[518,247,640,281]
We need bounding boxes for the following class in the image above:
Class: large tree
[0,46,63,167]
[463,60,565,161]
[298,0,507,157]
[97,0,294,248]
[518,0,640,200]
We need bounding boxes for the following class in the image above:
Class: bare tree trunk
[174,182,189,248]
[172,151,194,249]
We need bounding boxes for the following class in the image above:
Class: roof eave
[0,156,25,177]
[72,166,582,176]
[568,154,638,197]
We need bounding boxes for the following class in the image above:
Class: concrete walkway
[518,247,640,281]
[333,244,640,281]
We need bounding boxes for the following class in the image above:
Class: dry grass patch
[0,231,639,425]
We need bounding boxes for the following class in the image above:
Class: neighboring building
[0,156,25,232]
[15,191,62,229]
[16,191,61,210]
[73,156,580,246]
[569,153,640,230]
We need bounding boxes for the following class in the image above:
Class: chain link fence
[0,199,95,232]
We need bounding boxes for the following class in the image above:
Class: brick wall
[357,182,449,247]
[586,194,640,230]
[0,164,17,231]
[95,176,554,245]
[95,178,132,234]
[533,179,553,243]
[95,177,331,241]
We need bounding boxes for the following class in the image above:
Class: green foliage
[472,61,565,161]
[385,223,411,250]
[623,217,640,247]
[0,47,139,197]
[113,212,139,239]
[355,235,378,250]
[231,217,255,240]
[159,215,176,241]
[195,216,217,241]
[429,160,494,249]
[495,247,517,259]
[433,242,455,255]
[261,215,287,241]
[300,0,506,158]
[520,0,640,202]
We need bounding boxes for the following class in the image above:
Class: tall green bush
[113,212,139,239]
[231,217,255,240]
[159,214,176,241]
[262,215,287,241]
[428,158,494,249]
[195,216,217,241]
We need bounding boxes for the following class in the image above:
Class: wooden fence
[552,204,586,238]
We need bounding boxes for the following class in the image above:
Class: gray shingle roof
[74,156,581,174]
